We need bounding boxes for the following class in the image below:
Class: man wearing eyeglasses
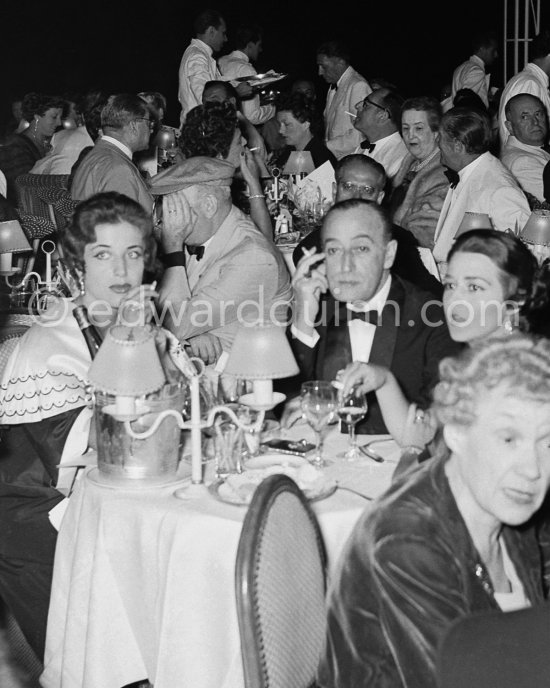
[292,154,442,295]
[316,40,371,160]
[71,93,154,213]
[352,88,408,184]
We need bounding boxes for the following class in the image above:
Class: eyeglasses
[338,181,378,197]
[135,117,155,131]
[355,97,389,115]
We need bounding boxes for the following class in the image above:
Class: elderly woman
[0,192,159,659]
[389,96,449,247]
[318,334,550,688]
[0,92,64,204]
[273,91,336,170]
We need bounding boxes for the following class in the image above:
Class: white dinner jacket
[433,152,531,263]
[324,66,371,160]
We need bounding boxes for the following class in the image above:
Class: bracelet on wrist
[248,193,265,200]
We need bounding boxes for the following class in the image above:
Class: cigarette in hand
[248,146,260,152]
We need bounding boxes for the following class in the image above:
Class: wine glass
[337,386,368,461]
[300,381,338,467]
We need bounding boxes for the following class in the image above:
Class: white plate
[208,459,336,506]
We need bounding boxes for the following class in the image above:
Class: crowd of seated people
[2,15,550,687]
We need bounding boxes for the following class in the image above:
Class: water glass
[213,419,244,479]
[300,381,338,467]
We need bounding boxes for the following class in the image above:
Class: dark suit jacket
[292,224,443,298]
[291,275,460,434]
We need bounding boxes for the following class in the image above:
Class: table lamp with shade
[519,209,550,264]
[455,212,493,238]
[0,219,32,276]
[282,150,315,186]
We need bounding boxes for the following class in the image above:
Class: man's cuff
[162,251,186,268]
[290,324,319,348]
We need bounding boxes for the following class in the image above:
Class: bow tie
[187,245,205,261]
[329,83,338,91]
[444,168,460,189]
[360,140,376,153]
[337,303,380,325]
[542,142,550,154]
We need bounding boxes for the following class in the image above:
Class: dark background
[0,1,510,129]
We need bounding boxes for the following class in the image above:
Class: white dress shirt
[178,38,221,122]
[292,275,392,365]
[354,131,408,180]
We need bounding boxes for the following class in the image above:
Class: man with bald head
[501,93,550,204]
[289,199,458,434]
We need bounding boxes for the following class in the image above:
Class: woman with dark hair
[0,92,64,204]
[273,91,337,170]
[179,100,274,238]
[335,229,550,445]
[0,191,160,661]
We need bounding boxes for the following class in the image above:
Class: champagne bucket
[94,382,186,482]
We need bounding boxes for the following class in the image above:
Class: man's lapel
[368,277,403,370]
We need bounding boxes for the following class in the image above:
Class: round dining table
[41,421,401,688]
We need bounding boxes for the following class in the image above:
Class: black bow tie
[187,245,205,261]
[337,303,380,325]
[329,83,337,91]
[444,168,460,189]
[542,142,550,154]
[360,140,376,153]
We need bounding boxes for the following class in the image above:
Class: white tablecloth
[41,424,399,688]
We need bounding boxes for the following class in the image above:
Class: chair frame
[235,473,327,688]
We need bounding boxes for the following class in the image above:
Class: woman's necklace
[411,147,439,174]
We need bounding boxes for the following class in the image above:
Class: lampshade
[455,212,493,238]
[282,151,315,176]
[520,209,550,246]
[0,220,32,254]
[88,325,166,396]
[224,322,299,380]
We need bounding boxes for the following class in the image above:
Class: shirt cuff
[291,324,319,348]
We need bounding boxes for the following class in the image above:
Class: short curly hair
[60,191,156,274]
[275,92,323,138]
[179,101,238,160]
[21,92,65,121]
[432,334,550,428]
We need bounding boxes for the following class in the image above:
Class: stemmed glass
[336,386,368,461]
[300,381,338,467]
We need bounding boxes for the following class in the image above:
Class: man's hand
[336,361,389,397]
[161,191,193,253]
[292,248,328,335]
[235,82,254,100]
[186,333,223,365]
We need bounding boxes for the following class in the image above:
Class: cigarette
[345,111,357,118]
[151,280,157,290]
[248,146,259,152]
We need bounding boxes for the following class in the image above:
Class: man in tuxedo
[501,93,550,204]
[352,87,408,185]
[317,40,371,159]
[432,106,531,270]
[292,154,442,296]
[288,199,459,434]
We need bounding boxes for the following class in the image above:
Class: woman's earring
[33,119,38,133]
[77,271,85,296]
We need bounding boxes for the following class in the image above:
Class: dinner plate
[208,456,337,506]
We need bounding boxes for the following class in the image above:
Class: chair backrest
[437,603,550,688]
[14,174,70,231]
[235,474,327,688]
